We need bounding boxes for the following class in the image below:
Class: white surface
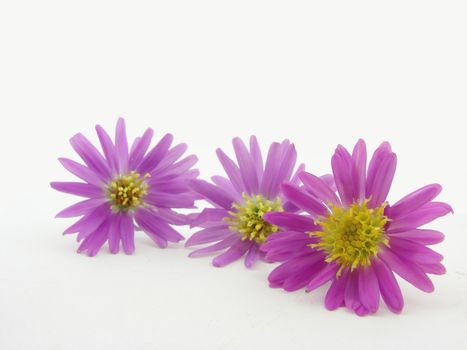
[1,1,466,349]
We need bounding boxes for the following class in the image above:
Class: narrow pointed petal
[120,214,135,254]
[70,133,112,180]
[129,128,154,170]
[244,244,261,268]
[51,182,103,198]
[216,148,244,194]
[325,271,349,311]
[366,142,392,196]
[299,171,340,206]
[212,240,252,267]
[388,229,445,245]
[263,212,319,232]
[189,179,234,209]
[281,183,328,218]
[96,124,118,173]
[306,263,338,292]
[386,184,442,218]
[249,136,264,181]
[114,118,129,173]
[58,158,102,187]
[55,198,106,218]
[373,259,404,313]
[331,146,354,206]
[352,139,367,202]
[379,248,434,292]
[137,133,173,174]
[358,266,380,313]
[367,152,397,208]
[233,137,259,195]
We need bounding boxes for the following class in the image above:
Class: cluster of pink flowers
[52,119,452,315]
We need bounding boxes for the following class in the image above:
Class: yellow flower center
[107,171,149,212]
[309,200,389,276]
[226,193,283,244]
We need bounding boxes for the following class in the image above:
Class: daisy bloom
[51,118,198,256]
[186,136,332,268]
[262,139,452,315]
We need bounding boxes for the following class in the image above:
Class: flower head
[51,118,198,256]
[262,139,452,315]
[186,136,330,268]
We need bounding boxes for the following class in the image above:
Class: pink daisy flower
[51,118,198,256]
[186,136,333,268]
[262,139,452,315]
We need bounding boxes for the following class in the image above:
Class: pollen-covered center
[107,171,149,211]
[226,193,283,244]
[309,200,389,275]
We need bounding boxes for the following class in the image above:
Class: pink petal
[373,259,404,313]
[386,184,442,218]
[299,172,340,206]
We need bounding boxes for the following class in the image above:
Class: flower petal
[244,244,261,268]
[388,229,445,245]
[128,128,154,170]
[358,266,380,313]
[185,226,232,247]
[352,139,367,203]
[188,234,240,257]
[95,124,118,174]
[306,263,338,292]
[331,145,354,206]
[372,258,404,314]
[387,202,453,233]
[137,133,173,174]
[58,158,102,187]
[386,184,442,218]
[55,198,106,218]
[281,183,328,218]
[263,212,318,232]
[189,179,234,209]
[69,133,111,180]
[379,247,434,292]
[212,239,253,267]
[367,152,397,208]
[120,213,135,254]
[216,148,245,194]
[114,118,129,173]
[51,182,103,198]
[325,271,349,311]
[299,172,340,206]
[249,136,264,181]
[233,137,259,195]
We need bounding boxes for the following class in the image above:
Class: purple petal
[135,208,184,243]
[325,272,349,311]
[152,143,187,173]
[260,142,281,198]
[344,271,360,311]
[216,148,244,194]
[388,237,443,264]
[378,247,434,292]
[63,203,111,236]
[263,212,319,232]
[249,136,264,181]
[114,118,129,173]
[388,229,445,245]
[351,139,367,203]
[190,208,230,227]
[211,176,243,203]
[185,226,232,247]
[51,182,104,198]
[366,142,392,197]
[77,217,111,256]
[244,244,261,268]
[299,172,340,206]
[331,146,354,206]
[417,262,446,275]
[189,179,234,210]
[306,263,338,292]
[386,184,442,218]
[55,198,106,218]
[269,142,297,198]
[269,253,323,287]
[290,163,306,186]
[373,258,404,313]
[358,266,380,313]
[281,183,328,219]
[129,128,154,170]
[233,137,259,195]
[367,152,397,208]
[120,213,135,254]
[145,192,195,208]
[212,240,253,267]
[387,201,453,233]
[108,214,121,254]
[154,208,190,226]
[136,133,173,174]
[69,133,112,181]
[58,158,102,187]
[188,234,240,257]
[95,124,118,174]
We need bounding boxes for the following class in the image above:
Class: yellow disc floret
[226,193,283,244]
[107,171,150,212]
[309,200,389,276]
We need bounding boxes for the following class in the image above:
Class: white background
[1,1,466,349]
